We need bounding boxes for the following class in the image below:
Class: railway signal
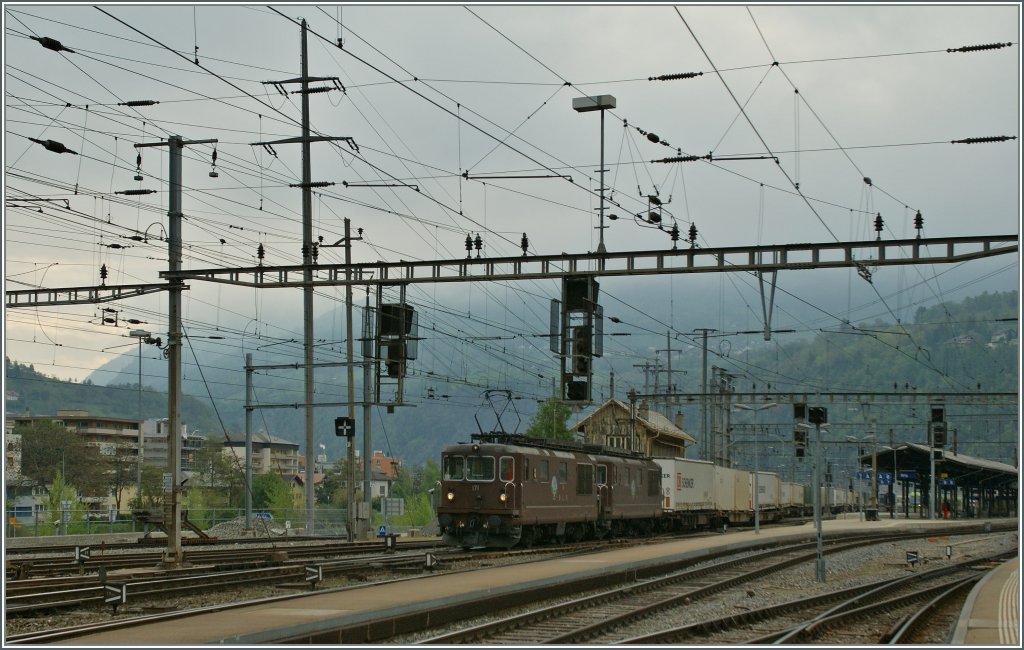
[104,582,127,614]
[305,565,322,590]
[334,416,355,438]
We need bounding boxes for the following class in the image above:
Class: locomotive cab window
[466,456,495,481]
[499,456,514,481]
[558,461,568,483]
[596,464,607,485]
[443,456,465,480]
[648,469,660,497]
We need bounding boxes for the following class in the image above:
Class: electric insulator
[646,133,660,144]
[28,138,77,155]
[951,135,1016,144]
[100,263,108,281]
[473,233,483,257]
[465,234,473,257]
[657,155,702,163]
[257,242,265,264]
[688,223,698,247]
[35,36,74,53]
[650,71,703,81]
[670,223,680,244]
[521,233,529,256]
[874,213,884,237]
[312,242,319,263]
[947,42,1013,53]
[913,210,923,234]
[301,244,309,259]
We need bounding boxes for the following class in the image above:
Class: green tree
[45,470,83,535]
[251,472,290,510]
[190,435,245,508]
[316,457,360,507]
[526,397,574,440]
[138,464,164,509]
[108,440,137,512]
[15,420,109,497]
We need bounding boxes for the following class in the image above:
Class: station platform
[951,556,1019,645]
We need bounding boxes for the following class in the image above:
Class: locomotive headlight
[499,492,507,502]
[446,490,455,501]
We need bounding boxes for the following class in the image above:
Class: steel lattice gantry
[156,234,1017,288]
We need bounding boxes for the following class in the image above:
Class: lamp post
[733,403,778,535]
[129,329,151,512]
[573,94,616,254]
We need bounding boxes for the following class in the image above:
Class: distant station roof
[865,442,1017,489]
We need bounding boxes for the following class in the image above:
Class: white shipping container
[655,457,716,511]
[754,472,781,509]
[782,482,804,507]
[710,466,749,512]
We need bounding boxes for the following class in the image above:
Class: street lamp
[129,329,151,511]
[573,94,616,254]
[733,403,778,535]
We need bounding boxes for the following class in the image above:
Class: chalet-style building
[572,399,696,458]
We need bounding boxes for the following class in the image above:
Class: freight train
[437,433,855,549]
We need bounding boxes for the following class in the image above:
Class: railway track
[7,527,1010,644]
[3,539,634,644]
[881,574,979,644]
[611,553,1013,645]
[5,549,443,615]
[2,534,334,557]
[416,533,916,644]
[4,539,441,579]
[3,537,622,621]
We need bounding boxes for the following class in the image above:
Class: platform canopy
[861,442,1017,490]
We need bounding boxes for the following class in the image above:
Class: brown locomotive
[437,433,663,549]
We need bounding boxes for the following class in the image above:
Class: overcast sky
[3,3,1020,397]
